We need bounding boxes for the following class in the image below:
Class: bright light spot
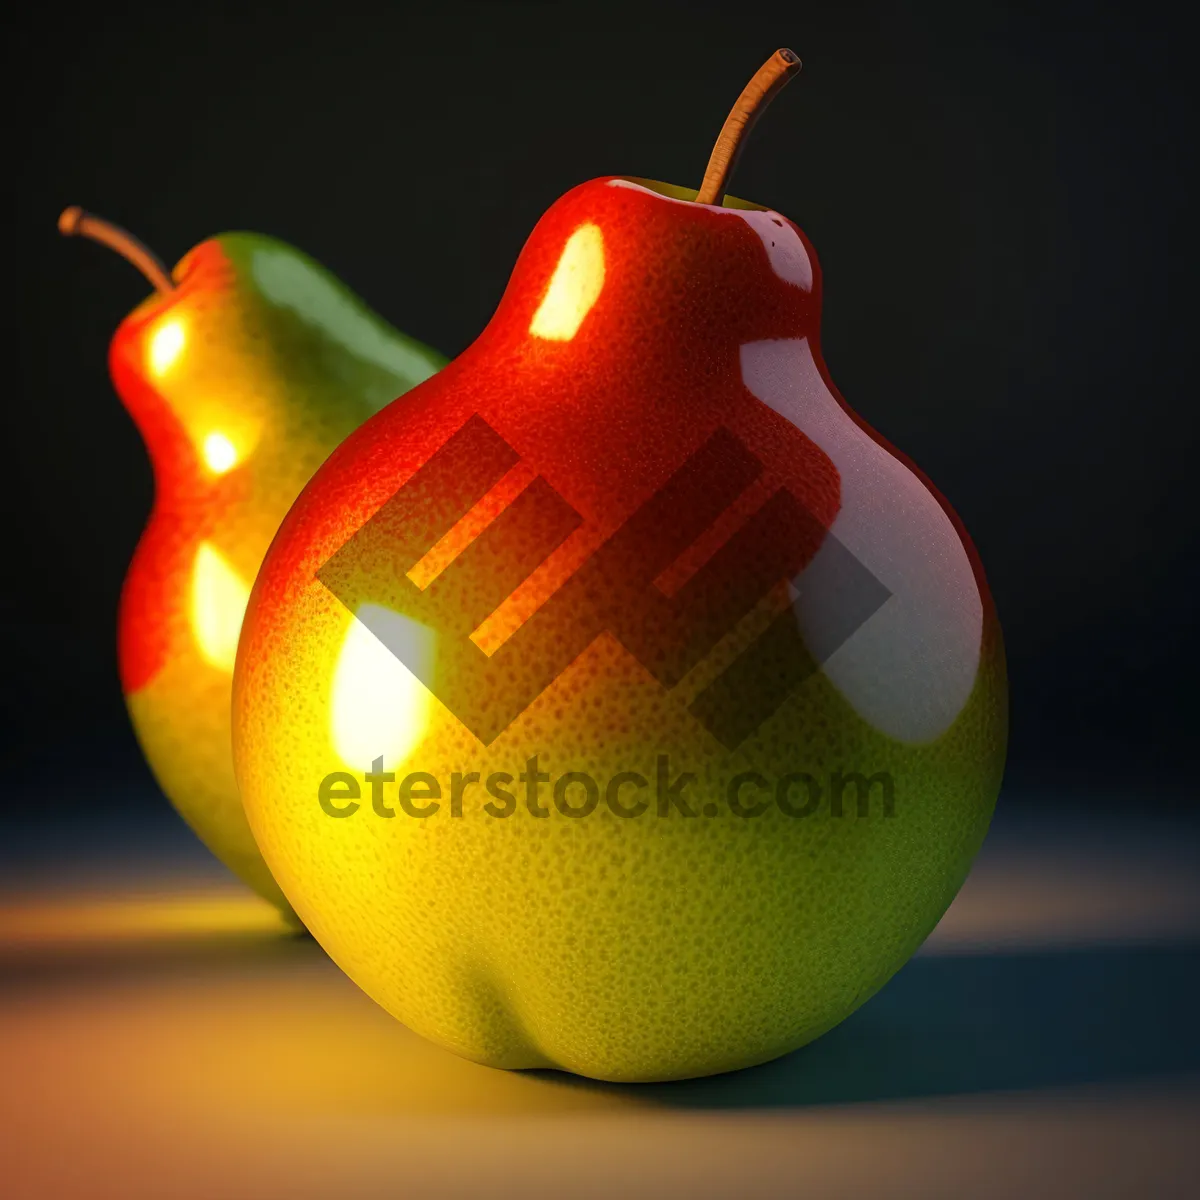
[203,432,238,474]
[0,890,285,947]
[148,319,186,376]
[529,223,605,341]
[191,543,250,673]
[330,605,435,773]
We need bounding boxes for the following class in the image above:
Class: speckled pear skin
[111,234,446,911]
[232,178,1007,1079]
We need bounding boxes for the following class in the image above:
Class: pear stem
[696,48,803,207]
[58,207,175,295]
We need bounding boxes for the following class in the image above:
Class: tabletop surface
[2,798,1198,1199]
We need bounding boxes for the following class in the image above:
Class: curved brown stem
[58,207,175,295]
[697,48,803,207]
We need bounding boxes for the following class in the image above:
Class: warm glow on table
[2,810,1197,1198]
[0,889,286,948]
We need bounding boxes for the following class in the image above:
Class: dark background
[4,0,1196,819]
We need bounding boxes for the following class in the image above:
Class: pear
[61,208,446,914]
[232,51,1006,1077]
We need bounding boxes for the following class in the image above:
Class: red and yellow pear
[62,210,446,912]
[233,52,1006,1077]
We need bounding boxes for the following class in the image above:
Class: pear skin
[233,53,1006,1077]
[66,212,447,914]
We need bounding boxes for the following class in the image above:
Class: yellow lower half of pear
[128,659,296,919]
[234,580,1006,1083]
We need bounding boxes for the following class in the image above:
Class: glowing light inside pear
[529,223,605,341]
[191,543,250,673]
[203,432,239,474]
[148,319,186,376]
[330,605,435,773]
